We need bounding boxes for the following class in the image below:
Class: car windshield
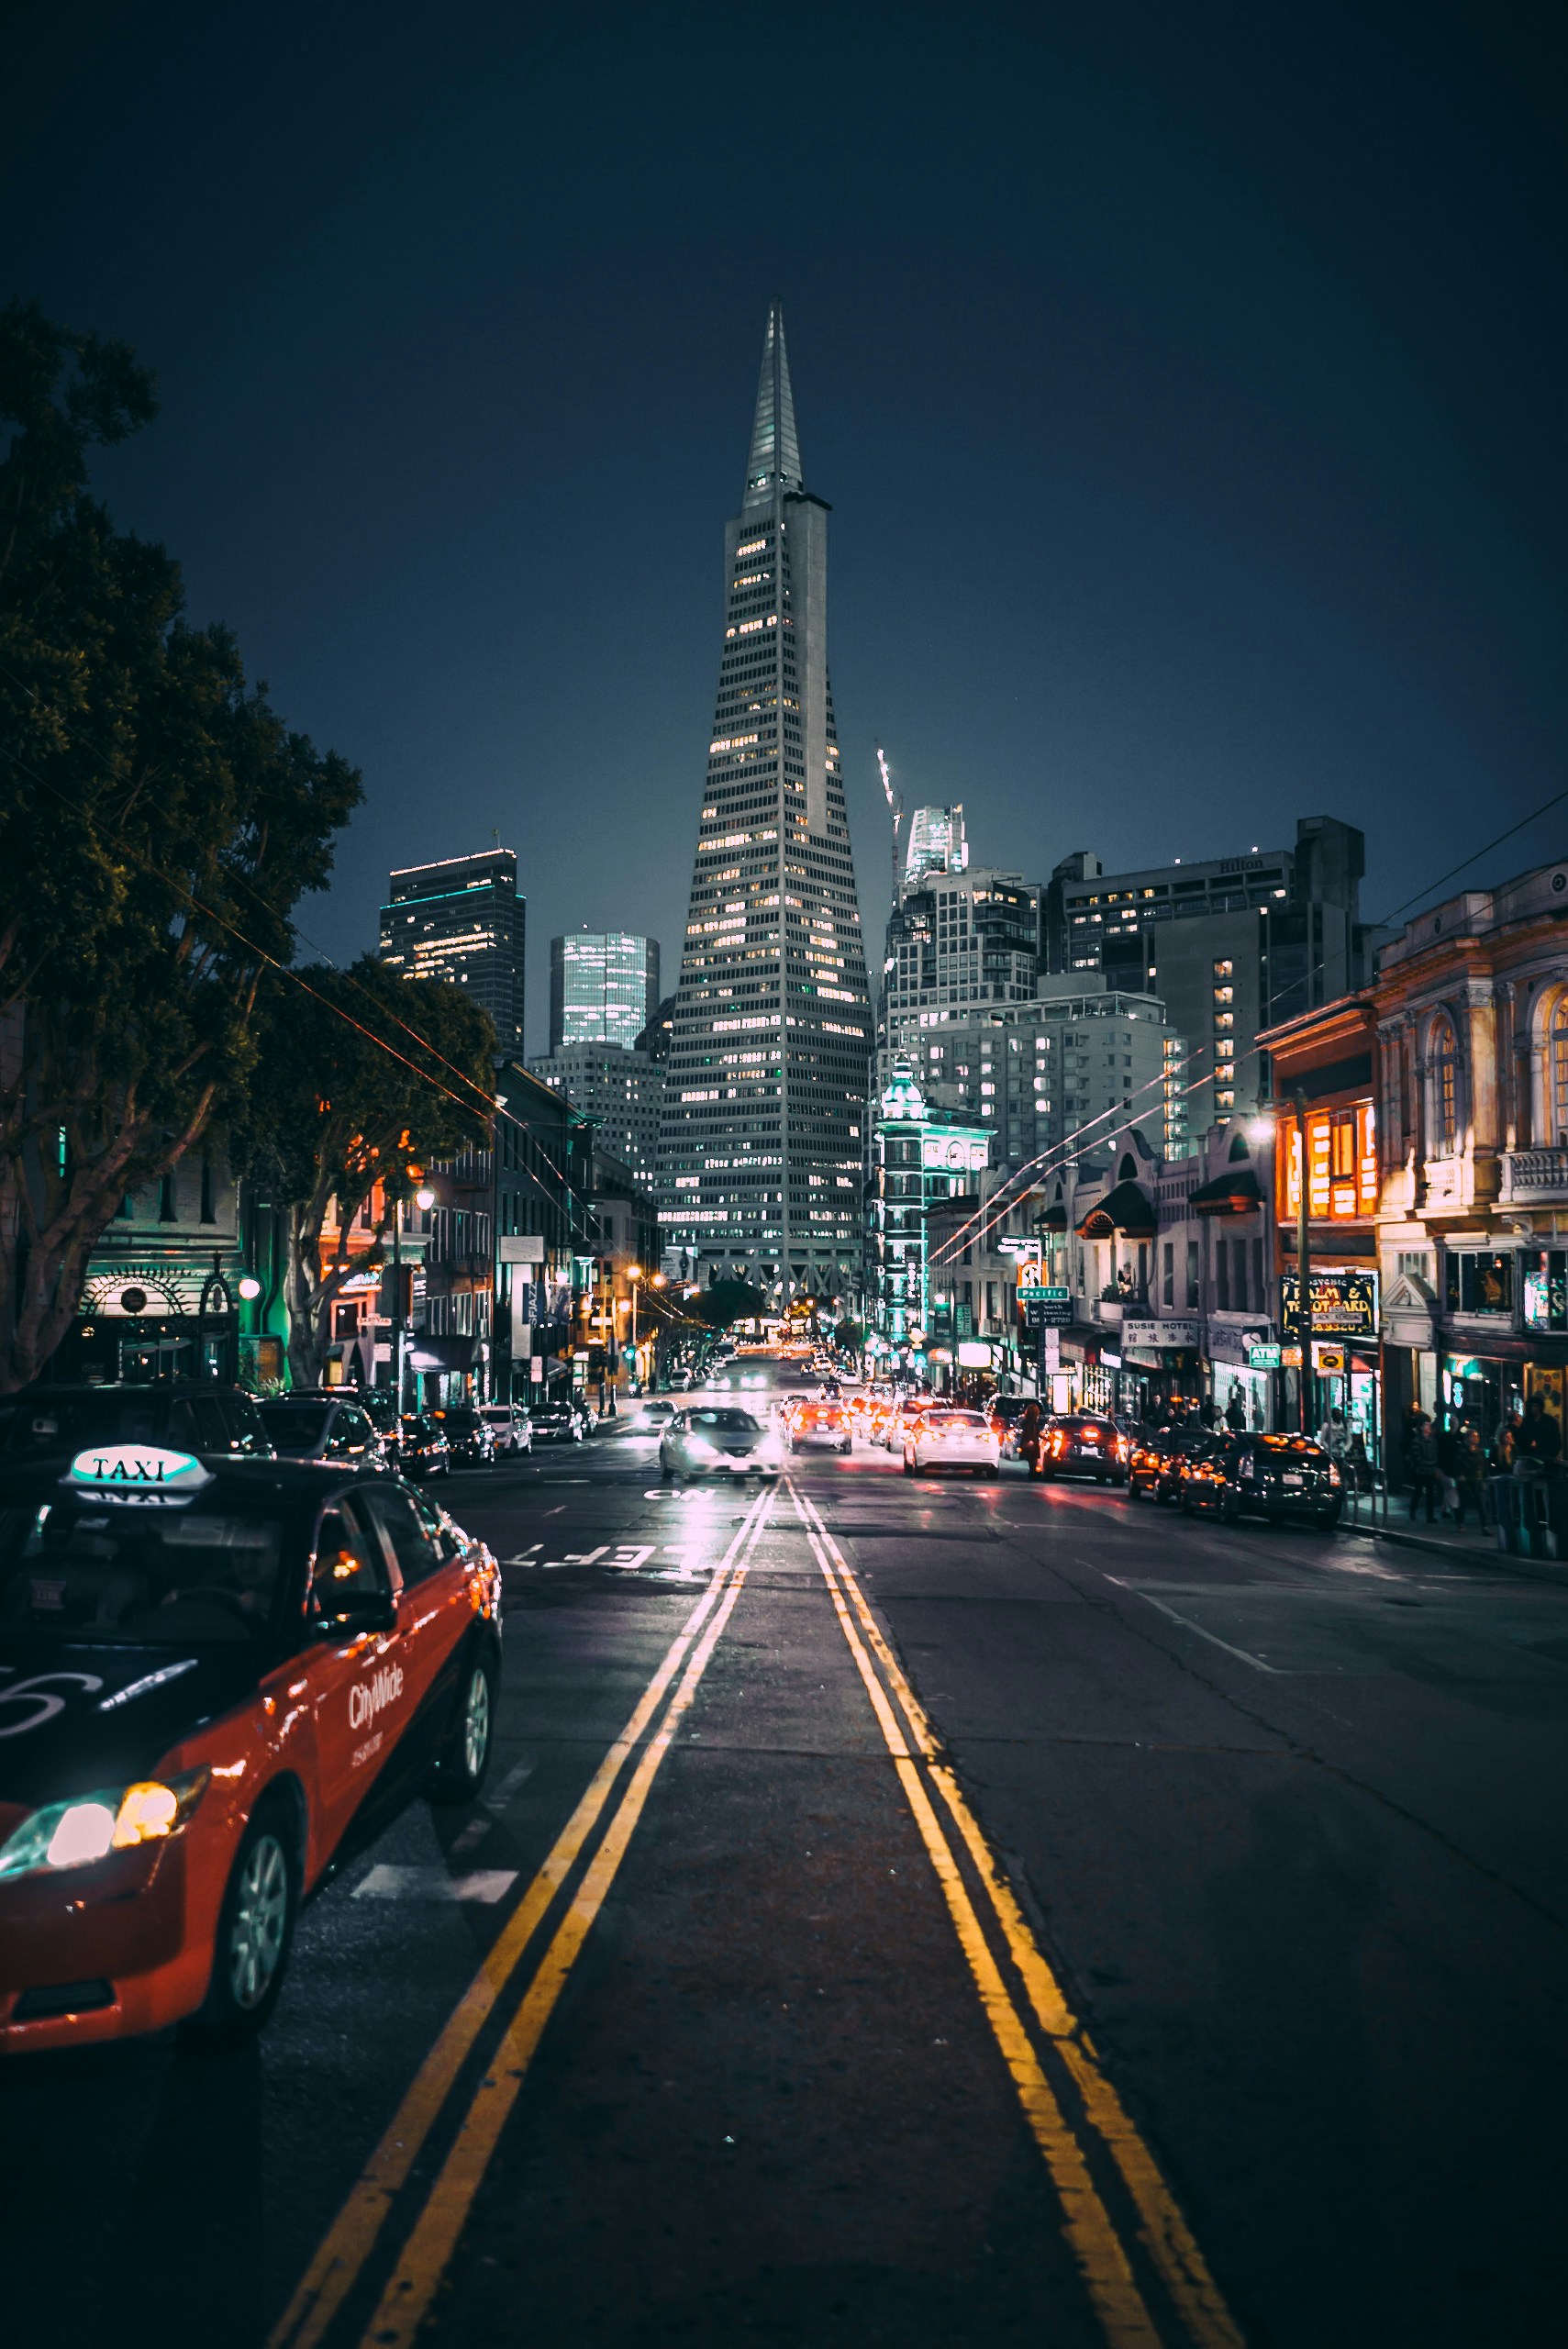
[1063,1418,1112,1433]
[1253,1436,1328,1460]
[0,1490,287,1643]
[688,1409,760,1432]
[258,1403,334,1453]
[435,1408,480,1432]
[929,1411,987,1427]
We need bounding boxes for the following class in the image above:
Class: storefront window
[1443,1252,1514,1316]
[1522,1250,1566,1331]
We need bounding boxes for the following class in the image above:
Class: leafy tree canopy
[0,302,361,1388]
[693,1277,769,1330]
[235,958,497,1386]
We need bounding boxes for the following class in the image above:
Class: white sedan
[903,1408,1001,1478]
[660,1406,784,1481]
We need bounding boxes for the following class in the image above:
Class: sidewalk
[1338,1501,1566,1580]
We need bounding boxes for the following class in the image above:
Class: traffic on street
[4,1350,1565,2349]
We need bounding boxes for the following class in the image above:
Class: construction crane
[876,741,903,912]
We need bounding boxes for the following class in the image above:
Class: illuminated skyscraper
[380,849,524,1051]
[905,804,967,885]
[549,931,660,1053]
[658,309,870,1299]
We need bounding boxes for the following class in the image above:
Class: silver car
[660,1405,784,1481]
[481,1403,533,1456]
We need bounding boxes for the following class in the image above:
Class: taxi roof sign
[68,1444,214,1493]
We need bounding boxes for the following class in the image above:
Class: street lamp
[628,1266,642,1388]
[392,1181,438,1414]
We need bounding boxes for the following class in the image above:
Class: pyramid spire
[742,304,802,508]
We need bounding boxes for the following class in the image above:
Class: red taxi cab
[0,1442,501,2053]
[786,1403,852,1455]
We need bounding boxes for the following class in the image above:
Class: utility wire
[1373,785,1568,929]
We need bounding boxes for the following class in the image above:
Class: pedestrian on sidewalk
[1317,1407,1350,1464]
[1019,1397,1043,1478]
[1404,1411,1440,1524]
[1517,1394,1562,1470]
[1436,1421,1463,1520]
[1453,1422,1488,1531]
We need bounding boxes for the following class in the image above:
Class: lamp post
[393,1180,435,1413]
[628,1266,641,1390]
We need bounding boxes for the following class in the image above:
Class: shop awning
[1074,1181,1157,1240]
[1188,1167,1263,1216]
[1037,1204,1068,1232]
[408,1334,478,1372]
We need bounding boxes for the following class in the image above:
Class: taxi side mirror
[314,1591,396,1637]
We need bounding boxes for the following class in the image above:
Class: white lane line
[1105,1577,1281,1675]
[353,1866,520,1903]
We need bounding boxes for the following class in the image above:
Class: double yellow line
[786,1480,1242,2349]
[269,1479,775,2349]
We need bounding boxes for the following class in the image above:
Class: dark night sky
[7,2,1563,1050]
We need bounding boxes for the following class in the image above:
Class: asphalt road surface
[6,1379,1568,2349]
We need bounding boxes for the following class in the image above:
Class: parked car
[660,1406,783,1481]
[1182,1433,1344,1529]
[529,1402,586,1446]
[257,1394,386,1468]
[396,1414,450,1481]
[428,1404,495,1468]
[1038,1414,1129,1485]
[480,1403,532,1457]
[903,1408,1001,1478]
[0,1383,274,1464]
[1128,1424,1218,1504]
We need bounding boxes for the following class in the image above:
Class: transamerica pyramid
[657,308,871,1304]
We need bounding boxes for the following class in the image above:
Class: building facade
[1043,816,1369,1120]
[866,1062,991,1372]
[549,932,660,1054]
[380,849,526,1053]
[878,978,1181,1170]
[658,307,870,1301]
[881,865,1040,1046]
[528,1042,663,1189]
[905,804,968,887]
[1263,854,1568,1467]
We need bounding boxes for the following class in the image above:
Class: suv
[480,1403,532,1456]
[257,1393,386,1467]
[0,1383,273,1464]
[1183,1433,1344,1529]
[1038,1414,1129,1486]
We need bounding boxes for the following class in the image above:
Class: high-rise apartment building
[658,308,870,1298]
[549,932,660,1054]
[905,805,968,886]
[881,865,1041,1047]
[528,1043,664,1191]
[380,850,525,1052]
[1042,817,1369,1119]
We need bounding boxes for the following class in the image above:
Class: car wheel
[1180,1486,1195,1514]
[1220,1492,1241,1524]
[902,1455,916,1475]
[1316,1507,1340,1531]
[428,1650,496,1806]
[184,1796,299,2045]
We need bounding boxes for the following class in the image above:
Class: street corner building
[657,307,871,1302]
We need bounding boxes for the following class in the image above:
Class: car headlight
[684,1435,717,1459]
[0,1769,210,1884]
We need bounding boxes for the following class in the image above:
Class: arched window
[1429,1016,1459,1156]
[1553,996,1568,1147]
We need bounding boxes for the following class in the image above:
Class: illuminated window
[1553,996,1568,1144]
[1213,959,1233,978]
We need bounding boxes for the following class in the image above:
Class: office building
[550,932,661,1054]
[658,306,871,1299]
[528,1043,664,1190]
[881,864,1041,1047]
[1042,816,1369,1120]
[380,849,525,1052]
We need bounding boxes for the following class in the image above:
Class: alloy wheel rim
[229,1832,289,2008]
[463,1670,490,1778]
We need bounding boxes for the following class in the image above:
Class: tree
[829,1317,864,1353]
[0,303,361,1390]
[693,1277,768,1330]
[236,959,496,1387]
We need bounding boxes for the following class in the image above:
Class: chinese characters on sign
[1277,1103,1378,1224]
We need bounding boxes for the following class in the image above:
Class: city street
[5,1394,1567,2349]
